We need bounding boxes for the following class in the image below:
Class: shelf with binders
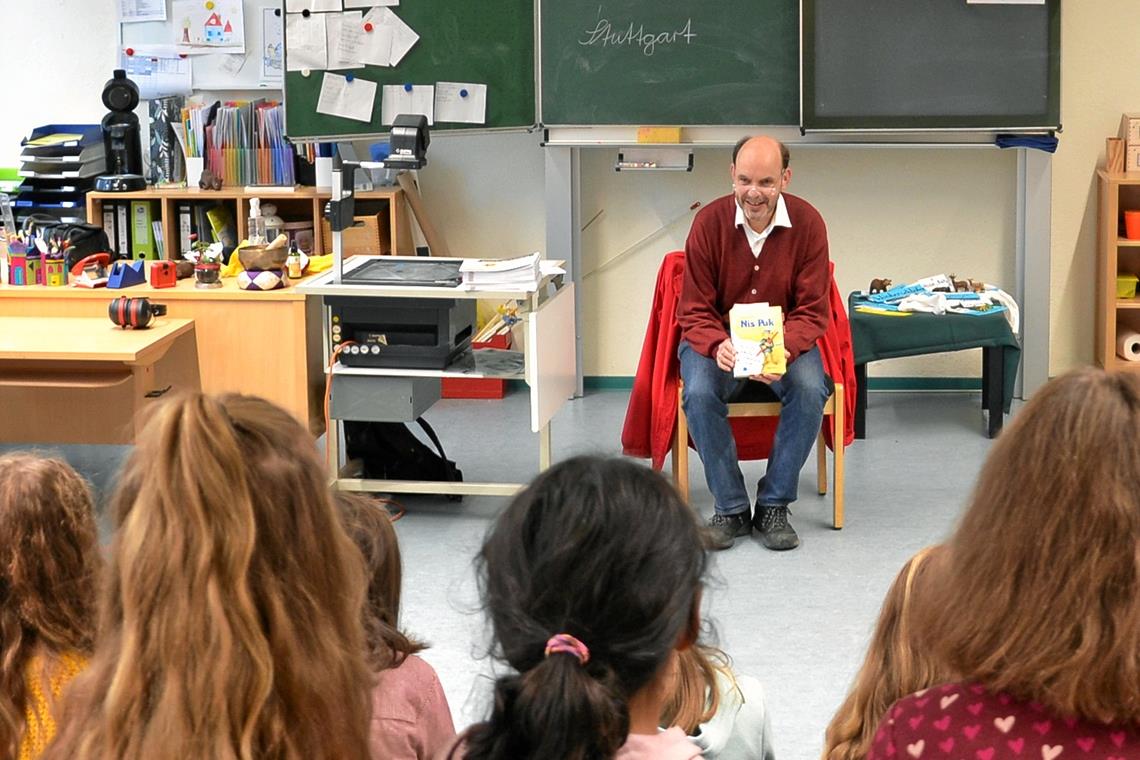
[87,186,413,262]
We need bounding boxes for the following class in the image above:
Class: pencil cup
[185,157,205,188]
[1125,210,1140,240]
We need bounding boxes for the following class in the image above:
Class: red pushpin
[125,47,134,56]
[364,22,373,32]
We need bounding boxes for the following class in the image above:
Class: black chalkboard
[539,0,799,127]
[284,0,536,139]
[802,0,1060,131]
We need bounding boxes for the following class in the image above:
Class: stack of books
[459,251,541,290]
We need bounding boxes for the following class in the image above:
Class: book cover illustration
[729,302,785,378]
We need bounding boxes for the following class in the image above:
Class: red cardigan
[621,251,855,470]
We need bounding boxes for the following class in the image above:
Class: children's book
[729,302,785,378]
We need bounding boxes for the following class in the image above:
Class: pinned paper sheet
[382,84,433,125]
[286,0,342,11]
[173,0,245,54]
[359,18,394,66]
[261,7,284,85]
[317,72,377,122]
[435,82,487,124]
[326,11,364,69]
[363,7,418,66]
[345,0,399,6]
[216,54,246,76]
[121,45,193,99]
[286,12,328,71]
[120,0,166,22]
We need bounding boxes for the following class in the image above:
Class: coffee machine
[94,70,146,192]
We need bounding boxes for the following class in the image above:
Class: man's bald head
[732,136,789,171]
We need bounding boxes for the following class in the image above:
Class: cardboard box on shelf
[321,212,390,256]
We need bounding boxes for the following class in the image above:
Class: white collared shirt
[734,194,793,258]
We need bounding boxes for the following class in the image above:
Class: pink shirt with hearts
[865,682,1140,760]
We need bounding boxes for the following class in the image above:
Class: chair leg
[674,392,690,502]
[816,429,827,495]
[833,384,845,530]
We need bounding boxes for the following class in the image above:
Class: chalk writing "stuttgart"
[578,7,696,57]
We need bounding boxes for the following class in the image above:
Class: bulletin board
[121,0,284,91]
[282,0,536,139]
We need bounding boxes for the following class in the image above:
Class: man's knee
[783,350,831,405]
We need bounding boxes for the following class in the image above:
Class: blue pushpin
[404,83,413,92]
[345,73,354,82]
[459,88,468,98]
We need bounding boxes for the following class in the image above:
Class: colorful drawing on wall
[172,0,245,55]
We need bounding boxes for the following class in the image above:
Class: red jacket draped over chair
[621,250,856,470]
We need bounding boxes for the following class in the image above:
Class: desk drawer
[0,368,136,444]
[330,375,440,422]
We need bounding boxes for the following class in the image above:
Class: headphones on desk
[108,296,167,329]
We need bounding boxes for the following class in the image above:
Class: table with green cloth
[849,293,1021,439]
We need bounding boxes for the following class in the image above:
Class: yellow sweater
[19,651,87,760]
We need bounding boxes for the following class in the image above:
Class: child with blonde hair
[335,491,455,759]
[821,545,950,760]
[0,453,101,760]
[44,393,375,760]
[660,643,775,760]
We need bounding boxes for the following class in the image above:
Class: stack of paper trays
[460,251,541,290]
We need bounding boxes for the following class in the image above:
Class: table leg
[984,346,1004,438]
[854,363,868,439]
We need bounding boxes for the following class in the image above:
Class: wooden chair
[671,382,846,529]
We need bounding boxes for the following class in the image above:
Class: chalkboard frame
[800,0,1061,132]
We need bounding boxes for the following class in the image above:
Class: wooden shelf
[1095,171,1140,368]
[86,185,413,260]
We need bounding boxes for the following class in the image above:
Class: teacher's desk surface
[0,316,200,444]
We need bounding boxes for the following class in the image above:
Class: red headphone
[108,296,167,329]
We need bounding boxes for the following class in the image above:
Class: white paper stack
[459,251,541,290]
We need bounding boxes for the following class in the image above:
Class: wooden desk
[0,278,324,434]
[0,317,200,444]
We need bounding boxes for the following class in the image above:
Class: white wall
[1,0,1133,380]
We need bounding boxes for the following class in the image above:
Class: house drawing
[204,12,234,44]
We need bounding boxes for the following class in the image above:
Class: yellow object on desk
[854,305,912,317]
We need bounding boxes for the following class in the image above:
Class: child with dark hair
[335,491,455,759]
[0,454,101,760]
[446,455,708,760]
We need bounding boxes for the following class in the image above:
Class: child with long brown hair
[660,643,775,760]
[335,491,455,759]
[821,545,951,760]
[868,368,1140,758]
[43,393,375,760]
[0,454,101,760]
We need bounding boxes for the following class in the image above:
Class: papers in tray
[459,251,541,290]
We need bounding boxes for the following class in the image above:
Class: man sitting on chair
[678,135,831,551]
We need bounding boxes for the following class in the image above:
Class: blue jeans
[679,341,831,516]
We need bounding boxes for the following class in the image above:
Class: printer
[328,296,475,370]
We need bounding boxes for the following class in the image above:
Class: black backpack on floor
[344,418,463,501]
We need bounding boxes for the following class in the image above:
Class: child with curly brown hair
[0,453,101,760]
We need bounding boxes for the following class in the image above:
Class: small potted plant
[187,236,224,289]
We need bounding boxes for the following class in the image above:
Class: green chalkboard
[539,0,798,127]
[284,1,536,139]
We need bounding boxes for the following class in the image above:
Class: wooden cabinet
[1096,170,1140,372]
[86,186,413,260]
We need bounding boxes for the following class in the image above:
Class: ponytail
[466,456,706,760]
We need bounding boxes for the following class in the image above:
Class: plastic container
[1118,273,1138,299]
[442,332,511,399]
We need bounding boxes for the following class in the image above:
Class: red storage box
[442,332,511,399]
